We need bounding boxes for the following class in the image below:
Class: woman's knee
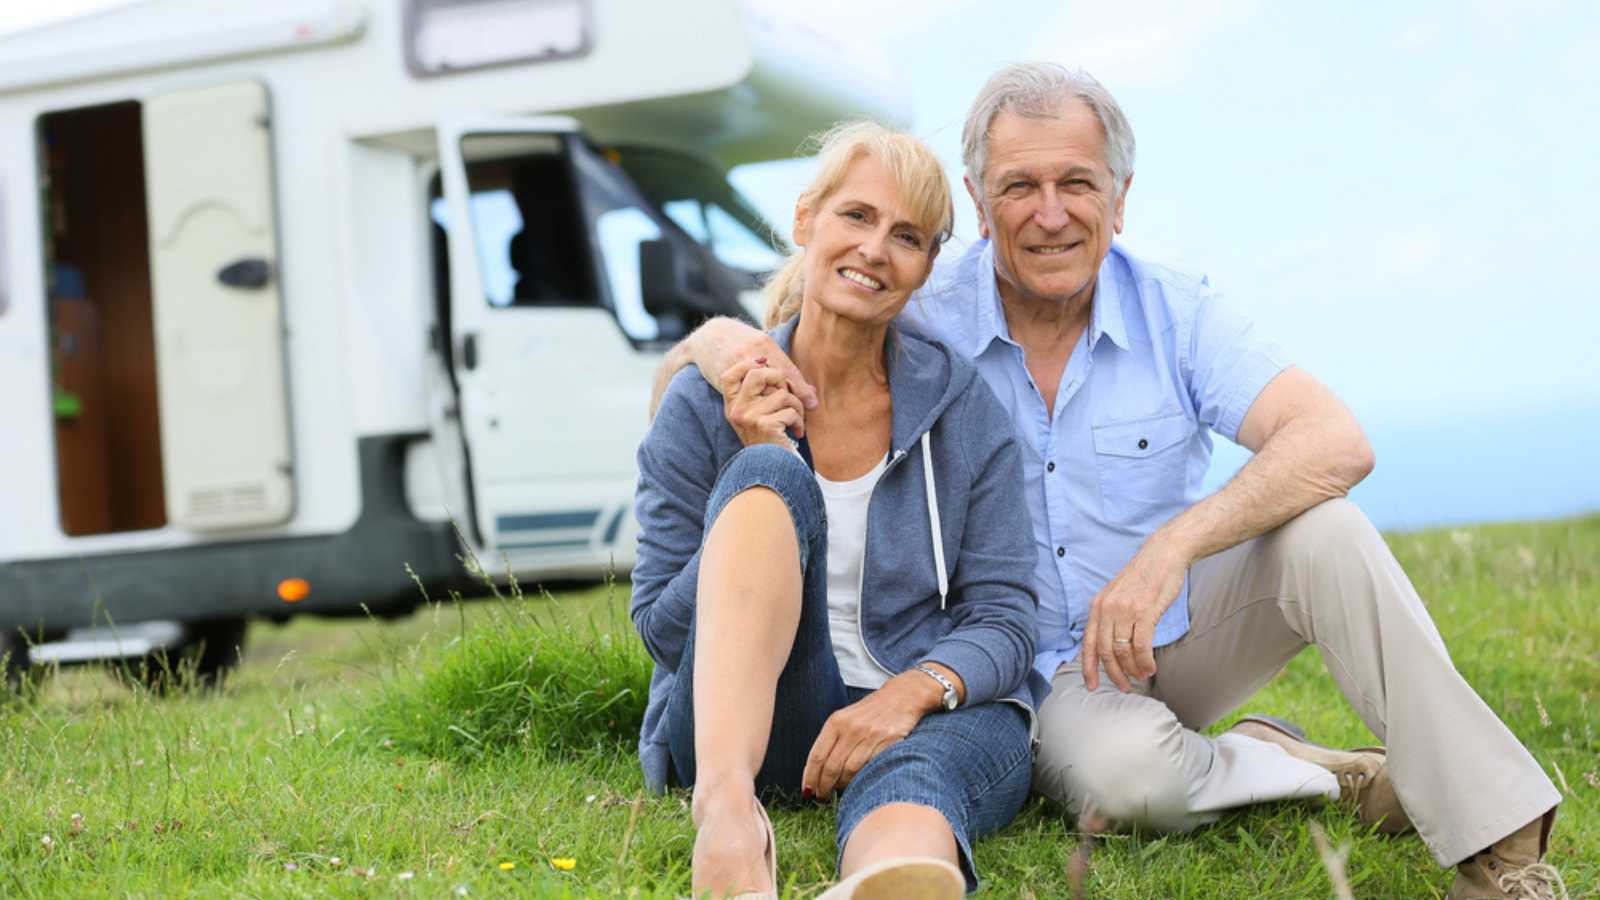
[707,445,824,548]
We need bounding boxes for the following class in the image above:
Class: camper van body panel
[0,0,910,635]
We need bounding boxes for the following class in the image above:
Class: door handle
[461,332,479,371]
[217,257,273,289]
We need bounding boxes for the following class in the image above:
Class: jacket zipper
[856,447,907,679]
[857,444,1040,752]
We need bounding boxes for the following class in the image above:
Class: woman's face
[793,155,940,328]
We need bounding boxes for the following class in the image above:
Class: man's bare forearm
[1152,400,1374,570]
[648,339,696,421]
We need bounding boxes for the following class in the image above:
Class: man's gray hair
[962,62,1136,195]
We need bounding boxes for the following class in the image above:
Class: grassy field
[2,515,1596,898]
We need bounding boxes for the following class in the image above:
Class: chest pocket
[1091,412,1193,526]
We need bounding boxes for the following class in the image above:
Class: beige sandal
[727,801,778,900]
[815,857,965,900]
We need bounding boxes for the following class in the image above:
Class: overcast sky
[7,0,1598,528]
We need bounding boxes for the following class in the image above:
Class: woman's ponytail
[762,250,807,328]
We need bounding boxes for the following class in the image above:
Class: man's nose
[1034,186,1070,232]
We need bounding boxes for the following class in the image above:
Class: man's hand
[648,317,817,428]
[801,668,952,799]
[1081,542,1190,692]
[719,359,805,448]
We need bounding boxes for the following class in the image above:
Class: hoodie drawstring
[920,431,949,609]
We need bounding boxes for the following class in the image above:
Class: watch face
[942,691,958,711]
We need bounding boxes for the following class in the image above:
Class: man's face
[967,101,1129,308]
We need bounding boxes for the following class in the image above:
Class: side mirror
[639,239,712,320]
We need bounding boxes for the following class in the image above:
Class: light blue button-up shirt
[900,240,1291,681]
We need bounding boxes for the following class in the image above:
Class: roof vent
[404,0,590,77]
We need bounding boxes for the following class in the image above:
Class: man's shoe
[1228,713,1412,834]
[1449,810,1567,900]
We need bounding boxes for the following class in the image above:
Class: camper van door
[435,119,661,559]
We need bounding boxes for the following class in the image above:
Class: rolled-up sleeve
[1181,281,1292,443]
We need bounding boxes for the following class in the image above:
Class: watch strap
[915,664,959,711]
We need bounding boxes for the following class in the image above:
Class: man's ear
[964,175,990,241]
[792,200,813,248]
[1113,173,1132,234]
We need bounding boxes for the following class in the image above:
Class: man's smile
[1027,241,1082,256]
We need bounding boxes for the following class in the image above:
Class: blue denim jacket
[631,319,1045,793]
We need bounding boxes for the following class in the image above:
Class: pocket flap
[1092,412,1191,459]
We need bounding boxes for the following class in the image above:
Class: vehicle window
[611,146,786,275]
[569,142,699,343]
[706,203,784,273]
[430,142,598,309]
[593,207,663,340]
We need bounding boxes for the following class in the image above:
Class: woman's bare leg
[691,486,803,897]
[839,803,959,876]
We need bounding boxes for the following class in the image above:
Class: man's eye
[1005,181,1030,193]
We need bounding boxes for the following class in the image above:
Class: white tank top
[816,455,892,689]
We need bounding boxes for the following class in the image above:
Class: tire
[0,627,44,698]
[139,617,249,693]
[1,628,27,693]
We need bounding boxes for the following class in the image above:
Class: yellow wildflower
[498,861,515,871]
[550,858,576,871]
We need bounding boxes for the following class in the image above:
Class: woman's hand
[719,359,806,449]
[801,668,952,800]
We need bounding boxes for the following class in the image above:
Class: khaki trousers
[1031,499,1561,866]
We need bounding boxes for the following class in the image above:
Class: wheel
[1,624,41,695]
[139,617,249,692]
[1,628,28,692]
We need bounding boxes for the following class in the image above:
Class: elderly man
[652,63,1564,898]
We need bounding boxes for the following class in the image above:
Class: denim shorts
[664,444,1033,893]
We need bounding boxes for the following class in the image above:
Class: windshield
[609,146,786,276]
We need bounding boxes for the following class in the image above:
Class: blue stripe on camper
[496,510,601,532]
[499,538,593,551]
[601,508,626,544]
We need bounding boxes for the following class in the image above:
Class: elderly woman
[632,122,1043,899]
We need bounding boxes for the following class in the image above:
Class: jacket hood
[770,316,974,455]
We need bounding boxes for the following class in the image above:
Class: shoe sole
[817,858,964,900]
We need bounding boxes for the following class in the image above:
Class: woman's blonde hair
[762,121,954,328]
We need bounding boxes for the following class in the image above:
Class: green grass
[2,516,1596,898]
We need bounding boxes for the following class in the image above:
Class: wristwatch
[916,664,960,711]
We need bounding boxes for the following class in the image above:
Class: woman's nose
[858,227,889,263]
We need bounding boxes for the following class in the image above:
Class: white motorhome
[0,0,901,681]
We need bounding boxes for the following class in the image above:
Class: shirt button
[1138,438,1149,450]
[1056,546,1065,558]
[1046,461,1056,472]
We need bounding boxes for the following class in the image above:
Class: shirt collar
[1089,250,1130,352]
[971,241,1013,359]
[972,240,1130,356]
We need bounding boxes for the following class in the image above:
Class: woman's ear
[791,200,812,248]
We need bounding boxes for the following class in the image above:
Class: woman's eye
[897,232,923,248]
[843,209,867,221]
